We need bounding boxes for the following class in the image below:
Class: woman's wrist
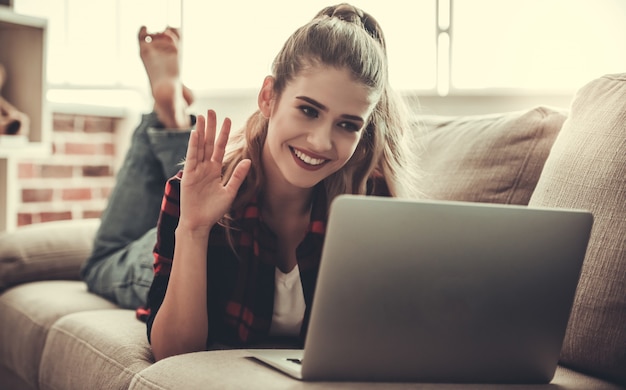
[175,220,213,240]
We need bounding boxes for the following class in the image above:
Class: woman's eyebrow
[296,96,327,111]
[295,96,364,122]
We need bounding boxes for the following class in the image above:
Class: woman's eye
[339,122,361,132]
[299,106,318,118]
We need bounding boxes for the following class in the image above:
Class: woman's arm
[149,110,251,361]
[150,227,211,360]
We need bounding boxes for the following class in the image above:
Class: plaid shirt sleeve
[141,171,182,341]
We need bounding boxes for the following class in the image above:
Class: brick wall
[16,112,121,227]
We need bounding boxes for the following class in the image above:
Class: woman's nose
[306,123,333,151]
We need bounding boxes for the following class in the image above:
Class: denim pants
[80,112,191,309]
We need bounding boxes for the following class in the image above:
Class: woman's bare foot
[138,26,194,129]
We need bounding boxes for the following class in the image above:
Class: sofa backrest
[529,73,626,386]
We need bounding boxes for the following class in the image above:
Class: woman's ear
[258,76,275,118]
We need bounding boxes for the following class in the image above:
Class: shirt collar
[238,184,327,235]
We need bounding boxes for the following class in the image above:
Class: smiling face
[259,65,376,192]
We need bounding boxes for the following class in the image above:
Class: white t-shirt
[269,264,306,337]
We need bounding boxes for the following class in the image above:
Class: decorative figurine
[0,63,29,136]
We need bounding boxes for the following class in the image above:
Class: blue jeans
[80,112,191,309]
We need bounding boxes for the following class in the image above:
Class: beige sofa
[1,73,625,390]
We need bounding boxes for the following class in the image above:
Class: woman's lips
[290,147,328,171]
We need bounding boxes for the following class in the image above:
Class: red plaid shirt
[139,170,389,347]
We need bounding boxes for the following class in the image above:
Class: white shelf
[0,137,50,158]
[0,8,48,231]
[0,7,49,146]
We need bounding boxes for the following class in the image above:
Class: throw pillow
[0,218,99,291]
[418,106,566,205]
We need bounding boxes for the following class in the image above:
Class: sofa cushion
[129,349,623,390]
[0,218,100,292]
[0,281,117,389]
[529,74,626,386]
[419,106,566,205]
[39,309,152,390]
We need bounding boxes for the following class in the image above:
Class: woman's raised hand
[178,110,251,234]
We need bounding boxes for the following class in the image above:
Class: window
[181,1,436,92]
[450,0,626,92]
[12,0,626,95]
[13,0,179,88]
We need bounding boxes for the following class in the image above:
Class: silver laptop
[249,195,593,383]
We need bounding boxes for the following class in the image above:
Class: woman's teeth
[294,149,325,166]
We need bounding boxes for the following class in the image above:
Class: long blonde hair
[221,3,421,223]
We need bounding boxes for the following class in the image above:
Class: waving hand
[178,110,251,234]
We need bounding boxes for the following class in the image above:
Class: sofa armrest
[0,218,100,291]
[529,73,626,386]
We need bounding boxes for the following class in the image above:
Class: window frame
[13,0,626,99]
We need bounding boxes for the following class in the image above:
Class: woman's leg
[81,26,193,309]
[81,113,191,308]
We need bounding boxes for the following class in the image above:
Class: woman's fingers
[212,116,232,164]
[196,114,206,163]
[186,110,233,172]
[202,110,231,165]
[185,122,199,171]
[203,110,217,163]
[225,159,251,194]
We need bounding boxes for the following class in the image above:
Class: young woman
[80,3,421,361]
